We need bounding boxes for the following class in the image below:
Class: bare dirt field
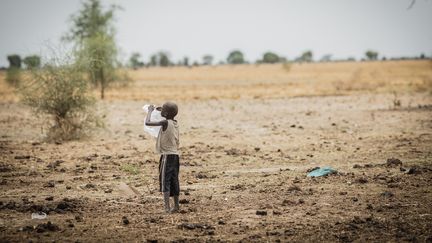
[1,61,432,242]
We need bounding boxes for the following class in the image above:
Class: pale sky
[0,0,431,66]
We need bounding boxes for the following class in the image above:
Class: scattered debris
[307,166,337,177]
[31,212,47,220]
[178,223,214,230]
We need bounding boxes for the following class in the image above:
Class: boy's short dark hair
[163,102,178,118]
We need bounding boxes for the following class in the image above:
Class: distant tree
[262,52,280,64]
[7,55,22,69]
[227,50,245,64]
[149,52,171,67]
[150,55,157,66]
[320,54,332,62]
[23,55,41,69]
[129,52,144,69]
[64,0,123,99]
[159,53,170,67]
[202,55,214,65]
[183,57,189,66]
[365,50,379,61]
[298,51,313,62]
[420,53,425,59]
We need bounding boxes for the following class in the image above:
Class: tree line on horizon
[4,49,429,71]
[126,49,429,69]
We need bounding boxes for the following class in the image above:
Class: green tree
[7,55,21,68]
[159,52,170,67]
[183,57,189,66]
[262,52,280,63]
[202,55,214,65]
[6,54,22,86]
[129,52,144,69]
[149,52,171,67]
[365,50,378,61]
[298,51,313,62]
[227,50,245,64]
[23,55,41,69]
[64,0,122,99]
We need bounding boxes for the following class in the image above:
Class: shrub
[5,67,21,86]
[23,55,41,69]
[20,61,103,141]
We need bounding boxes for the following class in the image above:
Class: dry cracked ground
[1,93,432,242]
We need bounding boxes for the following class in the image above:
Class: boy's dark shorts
[159,154,180,197]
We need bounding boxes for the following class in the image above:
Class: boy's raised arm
[145,105,167,127]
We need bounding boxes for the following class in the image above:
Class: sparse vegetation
[121,164,140,175]
[19,59,102,141]
[5,67,21,87]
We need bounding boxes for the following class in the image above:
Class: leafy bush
[20,61,103,141]
[23,55,41,69]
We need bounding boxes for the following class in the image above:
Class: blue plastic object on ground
[307,166,337,177]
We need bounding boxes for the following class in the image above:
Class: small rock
[256,210,267,216]
[122,216,129,225]
[287,185,301,192]
[355,177,368,184]
[35,221,60,233]
[386,158,402,167]
[381,191,394,197]
[14,155,30,160]
[44,181,55,188]
[45,196,54,201]
[353,164,362,169]
[179,199,189,204]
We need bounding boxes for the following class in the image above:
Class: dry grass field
[0,60,432,242]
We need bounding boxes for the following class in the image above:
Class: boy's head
[161,101,178,119]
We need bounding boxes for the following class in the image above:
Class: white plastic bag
[142,104,164,138]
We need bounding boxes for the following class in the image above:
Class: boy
[145,102,180,213]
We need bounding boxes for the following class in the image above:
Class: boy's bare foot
[170,207,179,213]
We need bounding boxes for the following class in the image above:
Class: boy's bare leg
[163,192,170,213]
[171,196,179,213]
